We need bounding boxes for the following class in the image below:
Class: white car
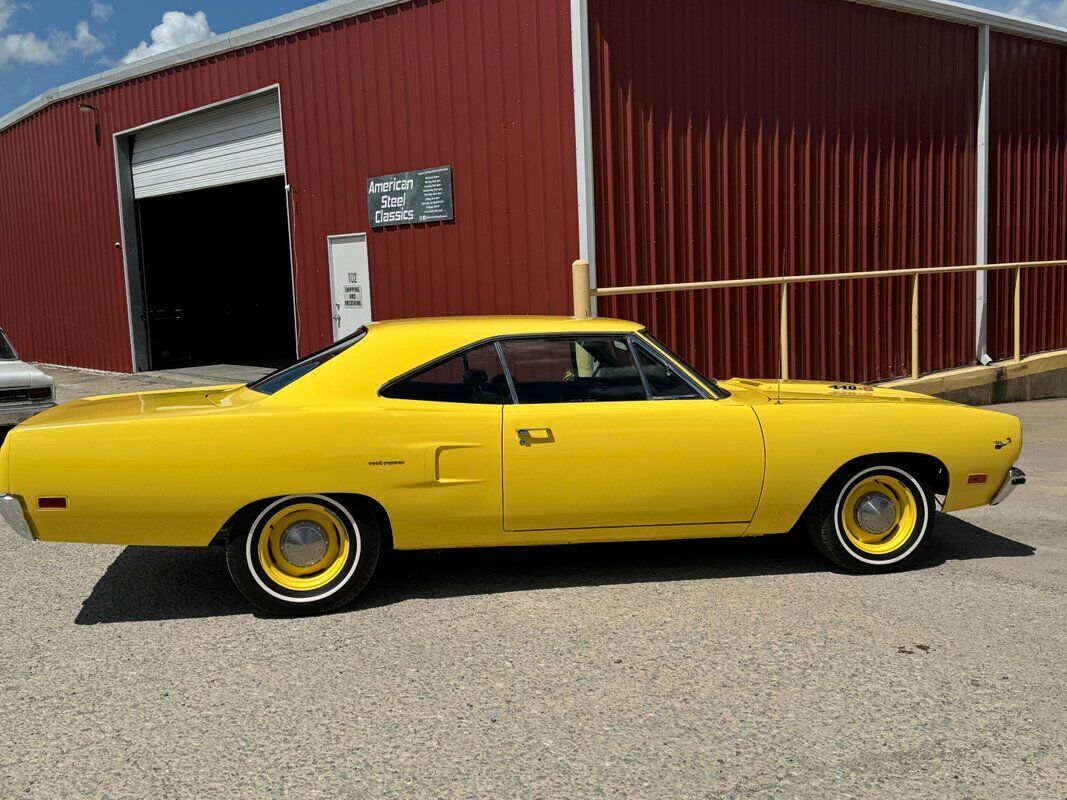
[0,327,54,436]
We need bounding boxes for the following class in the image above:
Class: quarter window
[499,336,647,403]
[634,344,702,399]
[382,343,512,404]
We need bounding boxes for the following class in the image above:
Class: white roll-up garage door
[131,91,285,199]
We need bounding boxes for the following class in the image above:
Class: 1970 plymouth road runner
[0,316,1024,615]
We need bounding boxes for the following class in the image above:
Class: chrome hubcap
[279,521,329,567]
[854,491,897,535]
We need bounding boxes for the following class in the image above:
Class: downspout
[976,24,993,365]
[570,0,597,315]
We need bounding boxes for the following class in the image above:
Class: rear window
[0,330,15,361]
[248,328,366,395]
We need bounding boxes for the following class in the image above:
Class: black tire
[807,464,935,573]
[225,494,379,616]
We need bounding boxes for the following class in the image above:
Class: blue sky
[0,1,307,115]
[2,0,1066,117]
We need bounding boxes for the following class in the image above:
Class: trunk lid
[15,384,265,428]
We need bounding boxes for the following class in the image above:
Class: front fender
[748,401,1022,533]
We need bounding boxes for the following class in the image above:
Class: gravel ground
[1,367,1064,799]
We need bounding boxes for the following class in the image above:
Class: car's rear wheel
[225,495,379,615]
[808,464,934,573]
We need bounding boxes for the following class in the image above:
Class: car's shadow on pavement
[74,513,1035,624]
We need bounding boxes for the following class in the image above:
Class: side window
[382,343,512,404]
[634,343,702,399]
[499,336,647,403]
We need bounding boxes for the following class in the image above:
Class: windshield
[0,330,16,360]
[248,327,367,395]
[638,329,728,398]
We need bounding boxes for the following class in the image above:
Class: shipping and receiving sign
[344,273,363,309]
[367,165,454,227]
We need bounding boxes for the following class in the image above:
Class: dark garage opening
[136,176,296,371]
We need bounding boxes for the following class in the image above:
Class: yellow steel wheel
[256,502,350,592]
[839,474,917,555]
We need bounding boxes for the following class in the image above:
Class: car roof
[269,315,645,403]
[363,315,643,337]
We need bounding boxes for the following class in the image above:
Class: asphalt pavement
[1,367,1064,799]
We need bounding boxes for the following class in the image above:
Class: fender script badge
[368,460,406,466]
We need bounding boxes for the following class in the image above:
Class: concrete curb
[880,348,1067,405]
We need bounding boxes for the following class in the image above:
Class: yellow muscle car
[0,316,1024,615]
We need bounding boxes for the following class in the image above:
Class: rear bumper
[0,494,35,541]
[991,467,1026,506]
[0,401,55,427]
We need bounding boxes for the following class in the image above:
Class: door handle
[516,427,553,446]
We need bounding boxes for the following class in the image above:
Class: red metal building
[0,0,1064,381]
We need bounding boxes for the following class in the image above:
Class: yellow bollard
[572,259,591,319]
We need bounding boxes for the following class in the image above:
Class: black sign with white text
[367,166,454,227]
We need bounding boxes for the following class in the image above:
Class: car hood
[720,378,954,405]
[15,384,263,428]
[0,360,51,391]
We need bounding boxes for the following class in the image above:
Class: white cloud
[0,25,102,67]
[91,2,113,23]
[71,20,102,56]
[0,0,18,33]
[122,11,213,64]
[1008,0,1067,26]
[0,31,58,65]
[0,1,103,67]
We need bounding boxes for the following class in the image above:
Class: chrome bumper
[0,494,35,541]
[991,467,1026,506]
[0,401,55,427]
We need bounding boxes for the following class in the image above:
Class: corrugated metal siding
[0,104,132,371]
[588,0,978,382]
[0,0,578,371]
[988,32,1067,360]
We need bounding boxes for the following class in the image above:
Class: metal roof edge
[0,0,404,133]
[849,0,1067,39]
[2,0,1065,134]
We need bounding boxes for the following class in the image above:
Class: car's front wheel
[808,464,935,573]
[225,495,379,615]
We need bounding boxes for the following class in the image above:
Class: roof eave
[1,0,1066,134]
[0,0,404,133]
[852,0,1067,40]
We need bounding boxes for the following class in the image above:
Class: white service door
[328,234,372,340]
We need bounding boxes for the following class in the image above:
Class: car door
[500,335,764,532]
